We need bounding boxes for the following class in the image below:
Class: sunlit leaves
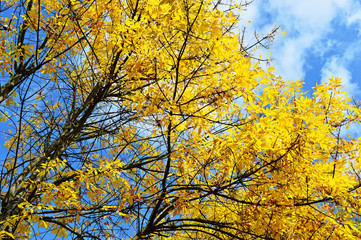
[1,0,361,239]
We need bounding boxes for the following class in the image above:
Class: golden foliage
[0,0,360,239]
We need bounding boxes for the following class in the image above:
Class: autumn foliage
[1,0,361,239]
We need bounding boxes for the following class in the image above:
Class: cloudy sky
[240,0,361,136]
[241,0,361,95]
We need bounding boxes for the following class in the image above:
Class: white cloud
[346,3,361,36]
[347,10,361,25]
[272,36,312,81]
[320,38,361,97]
[270,0,352,78]
[238,1,260,23]
[321,56,359,96]
[312,39,339,58]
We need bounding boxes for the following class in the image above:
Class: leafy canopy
[0,0,361,239]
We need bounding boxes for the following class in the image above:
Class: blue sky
[242,0,361,94]
[240,0,361,136]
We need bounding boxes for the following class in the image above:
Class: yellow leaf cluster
[1,0,361,239]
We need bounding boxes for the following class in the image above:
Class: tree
[0,0,361,239]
